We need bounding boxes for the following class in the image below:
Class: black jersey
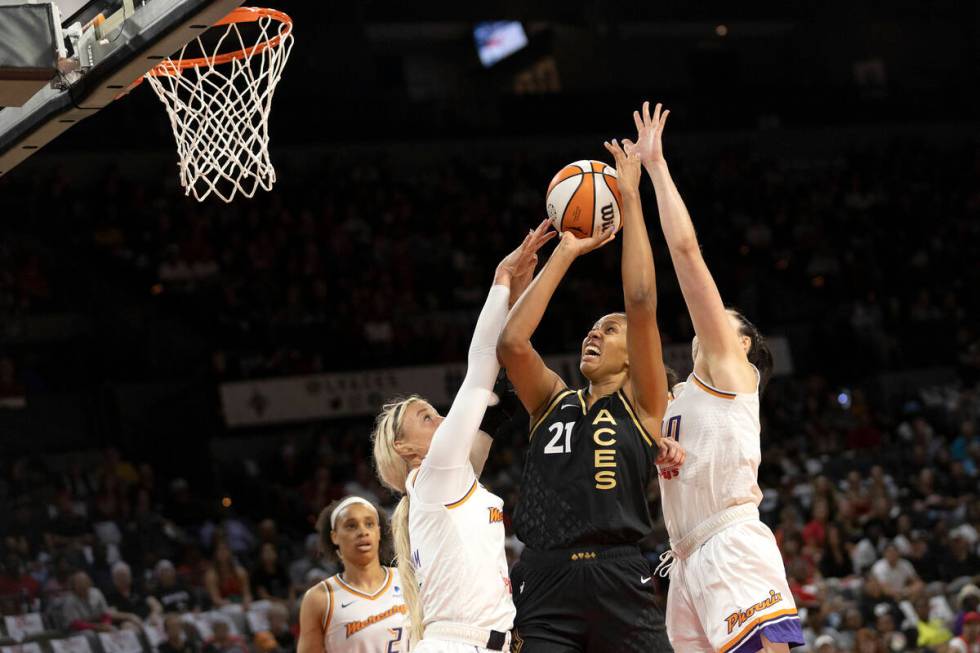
[513,387,659,550]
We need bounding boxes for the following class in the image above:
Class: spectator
[61,571,113,632]
[87,542,115,597]
[203,541,251,609]
[907,532,941,582]
[858,575,900,627]
[255,519,294,571]
[250,542,292,603]
[46,491,92,548]
[153,559,199,613]
[158,613,200,653]
[42,554,74,604]
[803,497,831,553]
[104,561,160,625]
[854,627,884,653]
[955,585,980,636]
[267,603,295,650]
[818,523,853,579]
[870,542,920,599]
[288,533,331,591]
[813,633,839,653]
[0,553,40,613]
[836,608,864,651]
[940,532,980,582]
[949,611,980,653]
[908,595,953,649]
[202,617,247,653]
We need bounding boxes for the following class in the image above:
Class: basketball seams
[596,173,623,228]
[589,169,598,237]
[547,160,620,238]
[547,165,585,195]
[554,175,584,234]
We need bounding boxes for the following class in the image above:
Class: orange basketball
[545,160,623,238]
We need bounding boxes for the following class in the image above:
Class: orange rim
[145,6,292,77]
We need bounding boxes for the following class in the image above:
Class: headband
[330,496,378,530]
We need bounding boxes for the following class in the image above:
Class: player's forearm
[645,160,699,255]
[427,286,508,468]
[498,244,575,354]
[620,188,657,307]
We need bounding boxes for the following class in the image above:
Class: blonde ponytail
[371,396,426,642]
[392,495,424,642]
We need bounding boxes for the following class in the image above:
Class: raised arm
[417,227,554,504]
[498,225,614,419]
[634,101,755,392]
[603,139,667,436]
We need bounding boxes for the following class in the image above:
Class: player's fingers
[642,100,652,126]
[603,140,624,160]
[660,109,670,130]
[594,231,616,251]
[530,231,556,253]
[653,102,662,124]
[538,230,558,245]
[633,110,644,133]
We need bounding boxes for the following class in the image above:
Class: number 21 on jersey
[544,422,574,454]
[387,627,404,652]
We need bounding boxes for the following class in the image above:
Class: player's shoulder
[301,578,330,607]
[530,387,579,430]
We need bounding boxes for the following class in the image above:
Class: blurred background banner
[219,338,793,426]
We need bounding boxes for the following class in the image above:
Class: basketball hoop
[142,7,293,203]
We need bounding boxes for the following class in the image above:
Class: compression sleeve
[469,430,493,478]
[414,284,509,504]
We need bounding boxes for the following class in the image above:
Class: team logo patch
[345,604,408,638]
[488,507,504,523]
[725,590,783,634]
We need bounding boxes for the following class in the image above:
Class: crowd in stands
[1,369,978,652]
[0,135,976,385]
[0,133,977,652]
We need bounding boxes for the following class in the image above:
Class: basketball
[545,160,623,238]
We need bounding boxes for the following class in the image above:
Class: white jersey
[406,466,515,635]
[660,370,763,544]
[321,568,410,653]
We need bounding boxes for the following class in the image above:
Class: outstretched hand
[495,219,556,300]
[603,138,642,194]
[632,101,670,167]
[656,437,686,478]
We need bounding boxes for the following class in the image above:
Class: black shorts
[509,545,672,653]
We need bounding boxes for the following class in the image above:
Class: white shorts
[666,519,804,653]
[414,638,505,653]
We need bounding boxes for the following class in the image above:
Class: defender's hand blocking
[602,139,642,193]
[632,101,670,167]
[495,219,556,294]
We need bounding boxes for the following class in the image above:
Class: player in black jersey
[497,139,685,653]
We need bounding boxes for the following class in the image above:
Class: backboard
[0,0,243,177]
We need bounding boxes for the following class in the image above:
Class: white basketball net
[144,9,293,203]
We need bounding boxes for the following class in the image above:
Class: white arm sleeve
[414,284,509,505]
[469,430,493,478]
